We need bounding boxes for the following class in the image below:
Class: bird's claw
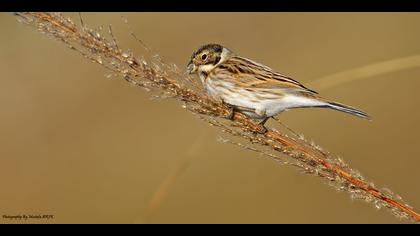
[255,117,269,134]
[221,100,235,120]
[256,124,268,134]
[227,107,235,120]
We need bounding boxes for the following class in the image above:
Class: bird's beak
[187,61,196,74]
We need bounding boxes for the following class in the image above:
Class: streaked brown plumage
[187,43,370,133]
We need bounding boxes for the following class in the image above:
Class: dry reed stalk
[308,54,420,90]
[15,12,419,222]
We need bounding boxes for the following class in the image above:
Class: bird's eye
[201,54,207,60]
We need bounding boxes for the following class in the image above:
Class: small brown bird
[187,43,370,133]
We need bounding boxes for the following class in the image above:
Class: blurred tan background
[0,13,419,223]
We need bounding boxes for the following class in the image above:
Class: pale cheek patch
[199,64,216,73]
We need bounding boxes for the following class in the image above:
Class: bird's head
[187,43,231,75]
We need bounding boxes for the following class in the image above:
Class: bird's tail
[324,101,371,120]
[284,93,371,120]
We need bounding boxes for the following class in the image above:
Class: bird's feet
[221,100,236,120]
[220,101,269,134]
[227,107,235,120]
[256,117,269,134]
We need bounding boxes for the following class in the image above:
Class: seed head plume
[15,12,419,222]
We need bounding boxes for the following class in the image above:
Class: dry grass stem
[309,54,420,90]
[15,12,419,222]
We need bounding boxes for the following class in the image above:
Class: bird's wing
[213,56,318,94]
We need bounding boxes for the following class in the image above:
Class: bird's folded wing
[213,56,318,94]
